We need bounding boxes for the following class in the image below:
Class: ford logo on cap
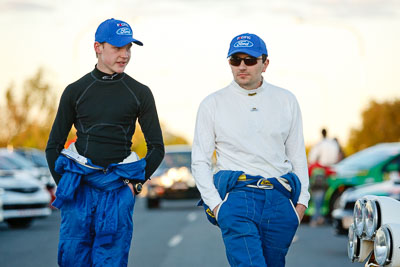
[116,27,132,35]
[234,40,254,48]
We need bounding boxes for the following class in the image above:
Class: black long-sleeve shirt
[46,67,164,184]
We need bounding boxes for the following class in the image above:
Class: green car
[307,142,400,217]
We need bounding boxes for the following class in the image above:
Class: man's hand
[295,204,307,221]
[127,183,135,196]
[213,204,220,215]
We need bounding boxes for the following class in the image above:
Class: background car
[309,142,400,218]
[144,145,199,208]
[14,148,54,183]
[332,178,400,235]
[0,174,51,228]
[14,147,56,203]
[0,148,56,206]
[0,148,44,182]
[0,187,3,223]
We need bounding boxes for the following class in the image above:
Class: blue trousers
[216,185,300,267]
[58,184,135,267]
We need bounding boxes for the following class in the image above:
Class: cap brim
[108,37,143,47]
[227,48,263,58]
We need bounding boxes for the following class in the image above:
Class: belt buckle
[257,178,273,189]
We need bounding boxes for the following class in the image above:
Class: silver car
[0,148,43,182]
[0,174,51,228]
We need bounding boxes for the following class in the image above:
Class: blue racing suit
[53,148,146,267]
[199,171,301,267]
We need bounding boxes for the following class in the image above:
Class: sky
[0,0,399,146]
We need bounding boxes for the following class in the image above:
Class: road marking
[168,234,183,247]
[187,212,197,222]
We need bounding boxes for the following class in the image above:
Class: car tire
[7,218,33,229]
[147,198,160,209]
[332,219,348,235]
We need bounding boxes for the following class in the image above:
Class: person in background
[46,18,164,267]
[334,137,345,162]
[308,128,340,226]
[308,129,340,167]
[192,33,309,267]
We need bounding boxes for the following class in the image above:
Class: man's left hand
[295,204,307,222]
[127,183,135,196]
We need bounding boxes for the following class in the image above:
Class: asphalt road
[0,198,358,267]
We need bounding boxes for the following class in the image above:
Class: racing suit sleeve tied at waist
[198,170,301,226]
[52,149,146,245]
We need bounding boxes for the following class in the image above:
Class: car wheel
[147,198,160,209]
[332,219,348,235]
[7,218,33,229]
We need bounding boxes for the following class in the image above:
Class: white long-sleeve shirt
[191,80,310,211]
[308,138,340,166]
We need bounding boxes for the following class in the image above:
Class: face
[229,53,269,90]
[94,42,132,74]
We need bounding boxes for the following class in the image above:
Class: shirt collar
[92,65,124,81]
[231,78,265,96]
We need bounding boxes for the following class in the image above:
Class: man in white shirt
[308,128,340,166]
[308,128,340,226]
[192,33,310,267]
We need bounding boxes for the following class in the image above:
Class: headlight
[158,167,194,188]
[374,226,391,266]
[354,199,366,237]
[348,223,374,263]
[348,223,359,261]
[353,195,378,238]
[349,196,400,266]
[364,199,379,239]
[160,174,174,188]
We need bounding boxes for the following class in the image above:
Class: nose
[120,47,130,58]
[238,60,247,69]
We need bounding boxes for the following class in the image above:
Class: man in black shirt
[46,18,164,267]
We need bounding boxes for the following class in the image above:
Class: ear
[262,58,269,73]
[94,42,103,54]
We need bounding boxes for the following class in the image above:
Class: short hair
[262,54,267,63]
[321,128,327,138]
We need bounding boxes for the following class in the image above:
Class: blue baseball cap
[227,33,268,58]
[95,18,143,47]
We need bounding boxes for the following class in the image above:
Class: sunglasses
[229,56,262,66]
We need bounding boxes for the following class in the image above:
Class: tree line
[0,69,188,158]
[0,69,399,157]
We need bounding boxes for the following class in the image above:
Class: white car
[14,148,56,187]
[0,174,51,228]
[0,148,44,182]
[332,180,400,235]
[348,196,400,266]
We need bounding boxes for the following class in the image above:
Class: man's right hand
[213,204,220,215]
